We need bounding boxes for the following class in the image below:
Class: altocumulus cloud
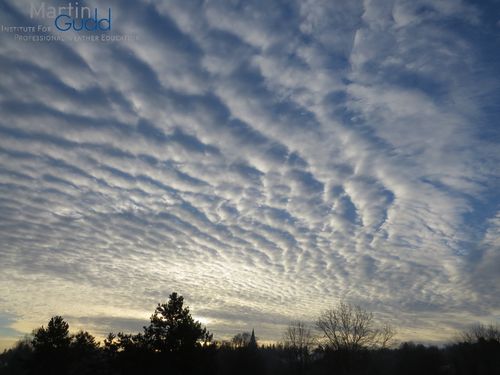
[0,0,499,347]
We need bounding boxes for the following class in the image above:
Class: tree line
[1,292,499,375]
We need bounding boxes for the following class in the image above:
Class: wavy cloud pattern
[0,0,499,346]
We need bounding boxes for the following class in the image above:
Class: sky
[0,0,499,350]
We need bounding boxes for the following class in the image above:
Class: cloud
[0,0,498,345]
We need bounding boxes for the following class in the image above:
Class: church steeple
[249,328,257,349]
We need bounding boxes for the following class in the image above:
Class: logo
[30,2,111,32]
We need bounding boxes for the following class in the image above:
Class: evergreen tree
[31,316,71,375]
[32,316,71,353]
[143,292,212,354]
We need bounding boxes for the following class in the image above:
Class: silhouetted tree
[459,323,500,344]
[32,316,71,353]
[222,330,263,375]
[111,332,150,375]
[141,292,214,374]
[0,337,34,375]
[143,292,212,354]
[71,330,100,353]
[8,295,500,375]
[316,301,395,351]
[231,332,252,348]
[447,324,500,375]
[31,316,71,375]
[69,331,102,375]
[283,321,315,374]
[283,320,315,353]
[396,342,443,375]
[115,332,146,352]
[103,332,119,356]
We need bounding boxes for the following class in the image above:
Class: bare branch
[316,301,395,351]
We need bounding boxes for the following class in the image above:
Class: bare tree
[316,301,395,351]
[459,323,500,344]
[283,321,315,370]
[379,323,396,348]
[283,321,315,352]
[231,332,252,348]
